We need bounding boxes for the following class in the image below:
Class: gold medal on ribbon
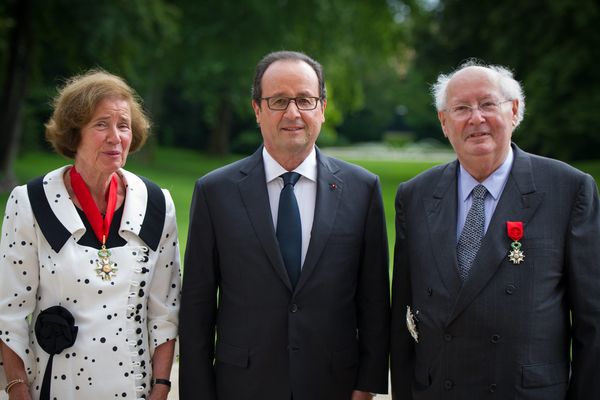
[506,221,525,265]
[508,242,525,264]
[95,241,118,281]
[69,167,120,281]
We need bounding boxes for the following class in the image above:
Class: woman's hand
[1,341,32,400]
[7,382,32,400]
[148,339,176,400]
[147,383,170,400]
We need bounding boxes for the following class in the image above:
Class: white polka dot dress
[0,166,181,400]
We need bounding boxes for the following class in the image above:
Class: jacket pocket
[215,341,249,368]
[521,362,569,388]
[413,361,431,389]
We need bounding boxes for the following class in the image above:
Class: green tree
[398,0,600,160]
[0,0,180,190]
[0,0,411,190]
[167,0,406,155]
[0,0,32,190]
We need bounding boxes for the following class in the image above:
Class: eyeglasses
[444,99,513,119]
[260,96,321,111]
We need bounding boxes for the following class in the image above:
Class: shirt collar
[263,146,317,183]
[459,146,514,201]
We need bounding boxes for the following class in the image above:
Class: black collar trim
[27,174,166,253]
[137,176,165,251]
[27,176,71,253]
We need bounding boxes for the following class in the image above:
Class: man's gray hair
[431,59,526,127]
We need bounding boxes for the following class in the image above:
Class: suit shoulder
[324,155,378,183]
[526,154,599,205]
[400,162,453,191]
[527,151,588,179]
[194,154,258,187]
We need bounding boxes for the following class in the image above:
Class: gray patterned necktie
[457,184,488,281]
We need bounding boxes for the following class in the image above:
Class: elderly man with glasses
[390,60,600,399]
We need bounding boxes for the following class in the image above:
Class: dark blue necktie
[276,172,302,288]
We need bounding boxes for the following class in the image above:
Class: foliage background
[1,149,599,262]
[1,0,599,190]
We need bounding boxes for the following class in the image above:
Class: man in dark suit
[179,51,390,400]
[391,61,600,399]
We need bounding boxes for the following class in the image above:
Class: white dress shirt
[263,147,317,268]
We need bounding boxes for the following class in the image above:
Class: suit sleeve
[355,176,391,394]
[566,174,600,399]
[179,180,218,400]
[390,184,415,399]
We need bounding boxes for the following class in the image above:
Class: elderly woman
[0,70,180,400]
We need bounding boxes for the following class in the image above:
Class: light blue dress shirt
[456,147,514,241]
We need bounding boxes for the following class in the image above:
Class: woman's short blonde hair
[45,69,150,158]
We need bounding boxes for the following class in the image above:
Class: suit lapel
[237,148,293,291]
[447,145,545,324]
[295,151,342,293]
[425,161,463,297]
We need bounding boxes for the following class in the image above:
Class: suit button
[427,288,433,297]
[505,284,516,295]
[444,379,454,390]
[491,334,501,343]
[444,333,452,342]
[289,304,299,313]
[489,383,497,392]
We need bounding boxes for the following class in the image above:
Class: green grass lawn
[2,147,600,270]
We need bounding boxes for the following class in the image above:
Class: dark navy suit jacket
[180,147,390,400]
[391,144,600,399]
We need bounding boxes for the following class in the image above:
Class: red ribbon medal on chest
[506,221,525,264]
[70,166,119,280]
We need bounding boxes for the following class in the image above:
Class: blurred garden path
[323,142,454,162]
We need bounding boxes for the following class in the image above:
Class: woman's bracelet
[5,378,27,394]
[151,378,171,389]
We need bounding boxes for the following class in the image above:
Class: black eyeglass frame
[259,96,323,111]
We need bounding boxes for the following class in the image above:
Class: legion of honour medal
[96,244,118,281]
[506,221,525,265]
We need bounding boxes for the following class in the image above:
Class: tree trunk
[208,96,232,155]
[0,0,33,192]
[134,66,162,165]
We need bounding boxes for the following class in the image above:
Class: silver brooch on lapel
[406,306,419,343]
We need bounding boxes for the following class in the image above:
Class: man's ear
[252,99,261,124]
[438,111,448,137]
[511,99,519,126]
